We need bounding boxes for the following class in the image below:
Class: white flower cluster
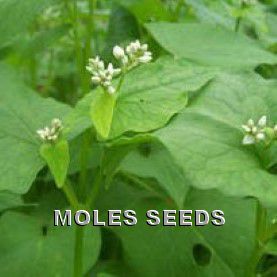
[242,116,267,145]
[86,40,152,95]
[37,118,63,143]
[113,40,152,70]
[86,56,121,94]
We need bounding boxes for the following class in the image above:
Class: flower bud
[113,46,125,59]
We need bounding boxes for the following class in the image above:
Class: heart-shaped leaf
[146,23,277,69]
[153,72,277,207]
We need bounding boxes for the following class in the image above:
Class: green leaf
[98,181,256,276]
[265,238,277,255]
[90,90,117,139]
[0,192,23,212]
[0,211,101,277]
[0,0,55,48]
[0,63,71,194]
[186,0,235,28]
[146,23,277,69]
[40,139,70,188]
[153,72,277,207]
[120,142,189,208]
[68,57,215,139]
[116,0,172,23]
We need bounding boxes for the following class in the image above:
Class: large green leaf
[146,23,277,69]
[0,210,101,277]
[0,63,71,194]
[67,57,215,139]
[120,142,189,208]
[186,0,235,28]
[0,0,55,48]
[153,72,277,207]
[98,181,256,276]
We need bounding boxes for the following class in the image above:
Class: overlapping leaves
[67,57,215,139]
[153,72,277,207]
[98,181,256,276]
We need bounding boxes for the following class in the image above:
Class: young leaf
[90,89,117,139]
[40,139,70,188]
[146,23,277,69]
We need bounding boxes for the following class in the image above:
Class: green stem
[235,16,241,32]
[246,201,267,276]
[29,57,37,89]
[74,226,84,277]
[120,171,164,199]
[86,170,103,207]
[86,147,106,207]
[62,181,79,210]
[72,0,87,97]
[62,181,85,277]
[84,0,96,93]
[78,131,92,201]
[116,73,125,93]
[174,0,184,21]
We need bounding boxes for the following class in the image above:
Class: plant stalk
[74,226,84,277]
[235,17,241,32]
[246,201,267,276]
[62,181,79,210]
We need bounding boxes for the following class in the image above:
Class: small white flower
[86,57,120,94]
[257,115,267,128]
[138,52,152,63]
[247,119,254,127]
[51,118,62,130]
[107,86,116,95]
[242,115,267,145]
[87,40,152,95]
[113,46,125,60]
[256,132,265,141]
[91,76,101,85]
[241,125,251,132]
[113,40,152,70]
[125,40,152,68]
[242,135,255,145]
[37,119,63,142]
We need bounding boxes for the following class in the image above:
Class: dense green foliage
[0,0,276,276]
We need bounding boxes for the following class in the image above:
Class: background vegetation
[0,0,276,276]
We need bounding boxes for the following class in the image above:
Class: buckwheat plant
[86,40,152,94]
[242,115,276,145]
[37,118,63,143]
